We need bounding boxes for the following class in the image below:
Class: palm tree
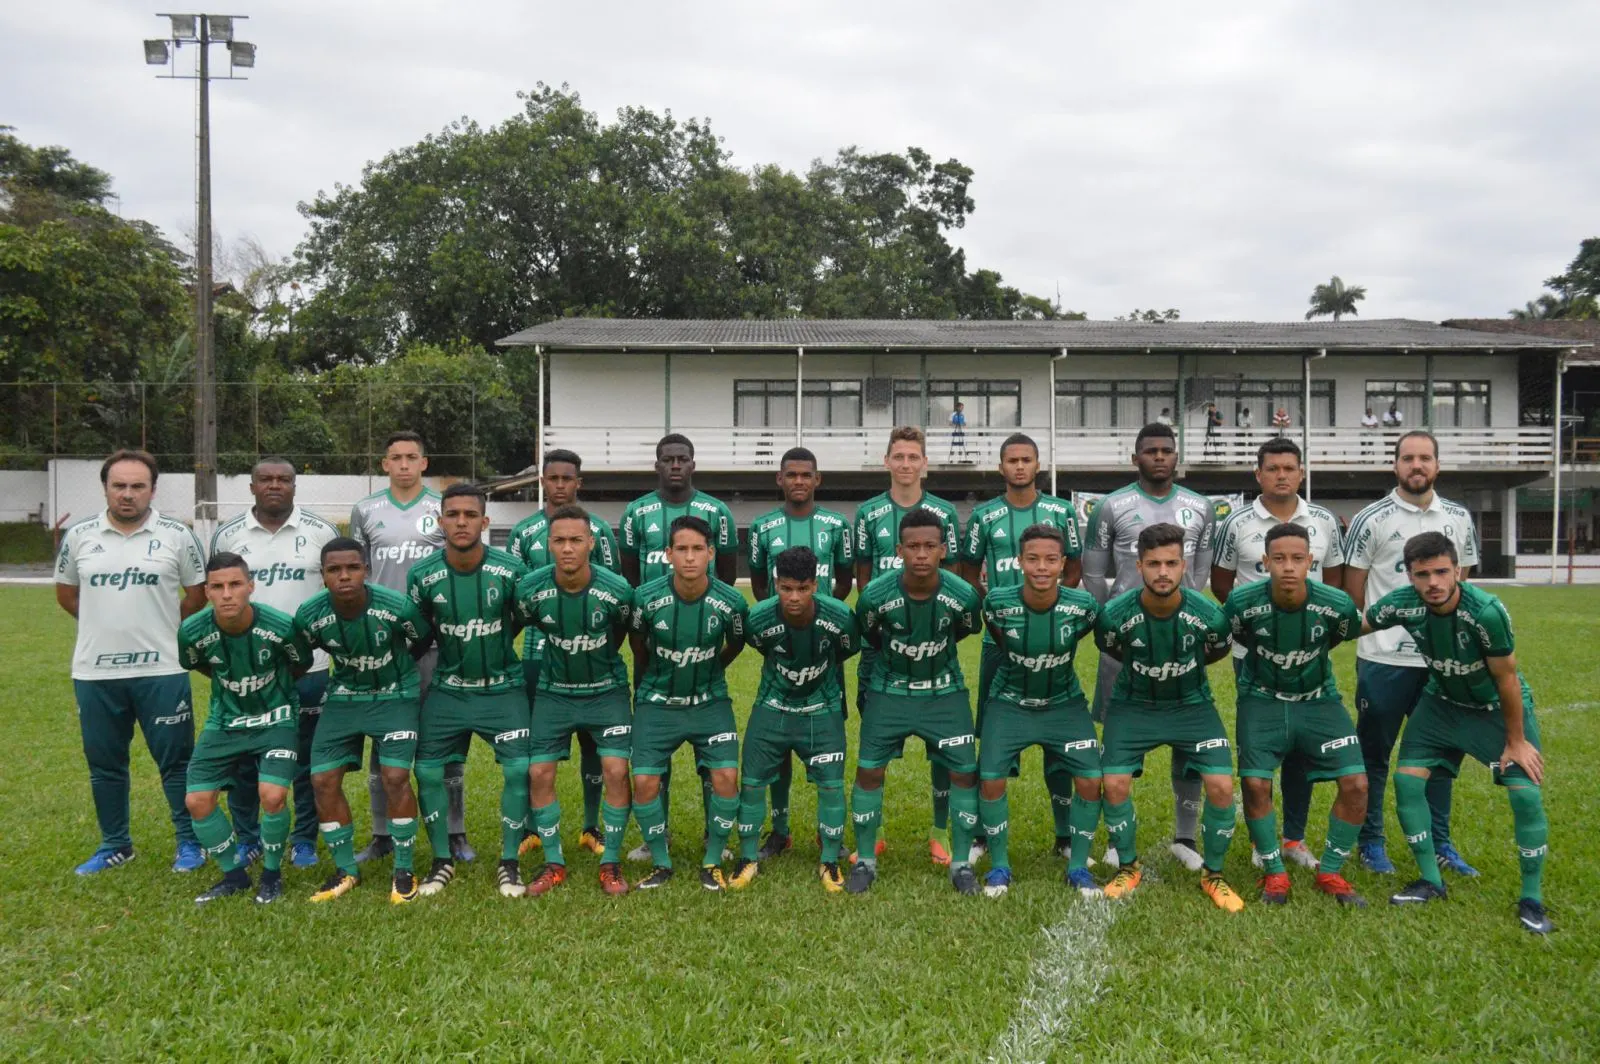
[1304,276,1367,322]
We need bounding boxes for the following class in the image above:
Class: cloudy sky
[4,1,1596,320]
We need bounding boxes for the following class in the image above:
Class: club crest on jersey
[417,514,439,537]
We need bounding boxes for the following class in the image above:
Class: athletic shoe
[598,863,629,896]
[236,842,264,868]
[819,862,845,893]
[578,827,605,856]
[194,870,251,904]
[1065,866,1102,898]
[290,840,319,869]
[757,832,792,861]
[1359,841,1395,875]
[1517,898,1553,935]
[1104,862,1143,900]
[637,866,674,890]
[1390,878,1448,905]
[1169,839,1204,872]
[417,859,455,897]
[526,863,568,897]
[845,861,876,895]
[518,834,542,857]
[1100,846,1119,868]
[253,871,284,905]
[700,866,727,892]
[1314,872,1367,907]
[170,841,204,873]
[76,845,136,876]
[355,835,393,864]
[951,865,980,896]
[983,867,1011,898]
[728,858,759,890]
[390,870,419,905]
[928,835,952,867]
[968,836,988,864]
[627,841,654,863]
[1435,842,1479,878]
[1283,839,1319,869]
[1259,872,1291,906]
[1201,871,1246,913]
[497,859,525,897]
[450,834,477,863]
[1250,847,1263,869]
[847,839,887,864]
[310,871,360,903]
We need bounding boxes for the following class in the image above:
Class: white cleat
[627,842,653,863]
[1098,846,1119,869]
[1169,840,1204,872]
[1283,839,1320,869]
[1251,847,1264,869]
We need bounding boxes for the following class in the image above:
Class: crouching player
[731,546,860,892]
[977,524,1103,898]
[1222,523,1369,907]
[1367,531,1552,933]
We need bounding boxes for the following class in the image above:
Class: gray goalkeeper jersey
[1081,482,1215,602]
[348,487,444,591]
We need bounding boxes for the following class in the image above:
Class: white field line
[988,899,1115,1064]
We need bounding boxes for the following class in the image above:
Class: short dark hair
[543,448,582,472]
[1264,522,1310,551]
[656,433,695,460]
[1394,429,1439,462]
[1134,422,1176,449]
[251,455,296,478]
[1256,437,1302,467]
[320,536,367,564]
[779,446,818,470]
[1000,432,1038,459]
[441,482,487,512]
[100,448,158,487]
[384,430,425,454]
[898,507,945,542]
[1019,523,1065,551]
[1136,521,1185,556]
[774,546,818,583]
[205,551,251,578]
[669,514,712,547]
[1403,531,1458,569]
[547,503,590,526]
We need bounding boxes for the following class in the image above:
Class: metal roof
[498,317,1589,353]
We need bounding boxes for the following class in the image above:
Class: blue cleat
[983,867,1011,898]
[236,842,264,867]
[1359,841,1395,875]
[171,841,205,873]
[76,846,135,876]
[1065,866,1102,898]
[291,840,319,868]
[1435,842,1479,878]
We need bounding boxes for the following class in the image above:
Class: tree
[1511,239,1600,320]
[1115,308,1180,323]
[1304,276,1366,322]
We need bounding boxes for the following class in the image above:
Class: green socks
[704,793,738,867]
[415,760,452,860]
[600,801,630,864]
[737,785,765,863]
[1246,812,1284,874]
[578,744,603,832]
[532,800,564,866]
[1046,766,1075,840]
[1103,799,1136,864]
[769,757,793,837]
[320,821,357,877]
[851,784,884,867]
[193,808,241,872]
[389,816,417,872]
[1067,795,1101,871]
[1320,814,1360,875]
[949,784,979,870]
[259,808,290,872]
[1200,799,1237,873]
[634,794,671,868]
[817,782,845,863]
[980,794,1010,871]
[499,762,531,863]
[930,763,951,832]
[1395,771,1444,887]
[1508,784,1548,903]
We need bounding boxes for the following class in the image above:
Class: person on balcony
[1203,403,1223,460]
[1271,408,1292,436]
[1156,407,1175,428]
[1362,407,1380,455]
[949,402,969,461]
[1383,402,1403,428]
[1236,405,1254,432]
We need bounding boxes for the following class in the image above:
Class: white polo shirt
[55,508,206,681]
[1345,489,1480,667]
[211,506,342,673]
[1214,495,1347,659]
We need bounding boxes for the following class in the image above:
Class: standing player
[747,446,853,860]
[406,484,532,898]
[1082,423,1216,870]
[853,426,962,865]
[731,546,860,891]
[1344,430,1480,876]
[211,457,340,870]
[349,431,471,863]
[515,504,636,897]
[848,508,983,895]
[55,449,207,875]
[1367,532,1551,934]
[179,553,311,904]
[627,516,749,891]
[294,538,431,904]
[976,525,1103,898]
[1223,523,1369,907]
[507,449,619,861]
[1211,438,1346,869]
[1094,523,1244,912]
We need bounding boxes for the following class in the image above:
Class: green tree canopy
[1304,276,1366,322]
[1512,238,1600,320]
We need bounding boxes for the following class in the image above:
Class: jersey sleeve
[1344,510,1378,571]
[956,581,982,638]
[837,609,862,661]
[1191,503,1216,582]
[618,502,640,560]
[833,518,854,570]
[614,583,635,632]
[855,586,880,643]
[1222,593,1248,647]
[1080,500,1112,594]
[1213,512,1240,572]
[506,523,529,566]
[1320,512,1348,569]
[1331,592,1360,647]
[1476,596,1515,656]
[1060,508,1083,558]
[942,508,959,557]
[54,532,78,585]
[1204,604,1231,653]
[715,499,738,558]
[749,522,768,576]
[726,593,749,650]
[960,510,985,565]
[178,620,202,670]
[593,521,620,571]
[853,507,869,563]
[283,621,313,669]
[1460,517,1482,569]
[1364,589,1405,631]
[348,503,368,549]
[1093,607,1119,656]
[180,526,207,585]
[406,566,428,620]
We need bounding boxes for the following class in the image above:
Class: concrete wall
[0,472,48,522]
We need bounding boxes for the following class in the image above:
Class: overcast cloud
[4,1,1596,320]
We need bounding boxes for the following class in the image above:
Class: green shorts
[530,688,633,763]
[857,690,976,774]
[1236,695,1362,781]
[1101,699,1233,778]
[309,698,420,774]
[417,688,532,766]
[1397,688,1542,785]
[979,695,1102,781]
[630,698,739,776]
[740,701,847,788]
[187,723,300,792]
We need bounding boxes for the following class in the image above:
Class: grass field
[3,584,1597,1062]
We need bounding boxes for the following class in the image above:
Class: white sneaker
[1169,840,1204,872]
[1099,846,1119,868]
[1251,847,1264,869]
[1283,839,1320,869]
[627,842,652,863]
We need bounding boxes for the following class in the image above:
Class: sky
[4,1,1596,320]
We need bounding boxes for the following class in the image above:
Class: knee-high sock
[700,769,715,835]
[1426,772,1454,848]
[321,821,358,876]
[1246,812,1284,874]
[1507,784,1548,904]
[499,762,530,862]
[634,793,671,868]
[193,808,242,872]
[1173,774,1203,842]
[390,816,417,872]
[259,807,290,873]
[949,784,979,870]
[600,800,629,864]
[704,792,738,867]
[577,733,603,832]
[445,759,467,835]
[851,784,884,867]
[1067,795,1101,871]
[980,793,1010,871]
[1200,800,1237,874]
[1279,758,1313,842]
[816,782,845,863]
[1320,813,1359,875]
[367,745,388,838]
[415,761,451,860]
[737,785,765,862]
[1394,771,1443,887]
[1045,763,1074,840]
[659,765,673,836]
[769,756,793,837]
[930,763,951,835]
[532,799,564,866]
[1103,799,1136,865]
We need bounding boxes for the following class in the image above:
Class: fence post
[470,384,478,482]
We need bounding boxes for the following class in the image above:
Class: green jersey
[630,575,749,706]
[179,602,310,731]
[516,564,634,696]
[981,583,1099,707]
[748,505,853,590]
[1093,587,1230,706]
[852,491,960,577]
[745,594,860,712]
[294,583,430,704]
[619,490,737,585]
[506,507,620,661]
[406,546,529,694]
[1366,582,1525,710]
[961,491,1083,646]
[855,570,981,696]
[1223,579,1359,702]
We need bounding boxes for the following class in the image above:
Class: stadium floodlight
[166,13,197,39]
[143,39,171,65]
[229,40,255,68]
[208,15,233,41]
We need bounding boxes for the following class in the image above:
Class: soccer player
[976,525,1103,898]
[55,449,207,875]
[627,515,749,891]
[1366,532,1551,934]
[349,431,471,863]
[294,538,431,904]
[747,446,853,860]
[406,483,532,898]
[731,546,860,892]
[853,426,962,865]
[1082,422,1216,871]
[211,457,340,870]
[1344,430,1481,876]
[179,552,311,904]
[848,508,983,896]
[507,449,619,862]
[1094,523,1244,912]
[1211,438,1346,870]
[1223,523,1369,907]
[960,431,1084,859]
[515,504,636,898]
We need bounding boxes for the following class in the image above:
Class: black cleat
[390,869,419,905]
[496,859,525,897]
[951,865,980,896]
[756,831,793,861]
[417,858,455,897]
[1390,878,1448,905]
[253,870,283,905]
[637,865,675,890]
[1517,898,1553,935]
[355,835,393,864]
[195,869,252,904]
[699,865,727,892]
[845,861,876,895]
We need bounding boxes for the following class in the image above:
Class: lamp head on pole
[143,39,171,65]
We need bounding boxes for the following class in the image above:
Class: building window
[1053,380,1177,429]
[1366,380,1490,429]
[895,379,1021,428]
[733,380,862,428]
[1213,379,1335,429]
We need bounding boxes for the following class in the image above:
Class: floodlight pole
[195,16,215,541]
